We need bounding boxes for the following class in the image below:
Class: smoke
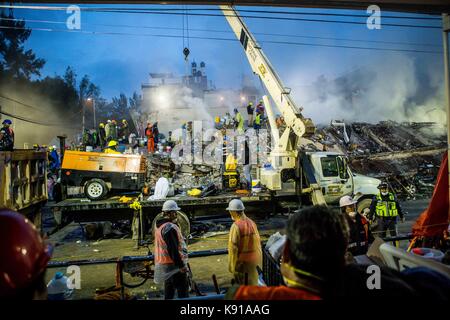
[290,54,446,132]
[0,82,79,147]
[140,86,217,134]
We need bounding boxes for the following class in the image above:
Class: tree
[128,91,141,110]
[0,10,45,79]
[64,66,77,88]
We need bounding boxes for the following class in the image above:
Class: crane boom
[220,5,315,143]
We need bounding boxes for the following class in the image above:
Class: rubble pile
[326,120,446,199]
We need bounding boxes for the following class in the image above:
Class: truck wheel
[357,198,372,216]
[84,179,108,200]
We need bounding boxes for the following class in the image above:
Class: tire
[357,197,377,231]
[356,198,372,216]
[84,179,108,200]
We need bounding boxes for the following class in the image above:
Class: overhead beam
[15,1,450,15]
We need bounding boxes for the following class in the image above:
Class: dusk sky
[7,3,445,123]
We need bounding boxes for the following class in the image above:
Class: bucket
[410,248,445,262]
[252,179,262,193]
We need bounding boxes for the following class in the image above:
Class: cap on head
[162,200,180,212]
[378,182,388,190]
[226,199,245,211]
[339,195,357,208]
[2,119,12,125]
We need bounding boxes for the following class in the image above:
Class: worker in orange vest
[153,200,189,299]
[227,205,349,300]
[227,199,262,286]
[145,122,155,153]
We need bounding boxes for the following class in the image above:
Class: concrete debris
[324,120,446,199]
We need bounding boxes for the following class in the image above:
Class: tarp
[412,152,450,238]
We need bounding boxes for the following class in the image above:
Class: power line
[0,24,442,55]
[0,5,440,29]
[1,17,441,48]
[0,93,46,112]
[0,109,79,128]
[0,4,441,20]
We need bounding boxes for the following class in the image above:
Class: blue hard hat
[55,272,64,279]
[2,119,12,125]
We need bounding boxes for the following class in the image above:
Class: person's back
[227,284,321,300]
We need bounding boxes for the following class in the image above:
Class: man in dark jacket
[0,119,14,151]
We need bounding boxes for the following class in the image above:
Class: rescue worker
[47,272,73,300]
[227,199,262,286]
[0,209,53,299]
[256,100,265,116]
[110,120,118,141]
[104,140,121,154]
[152,122,159,145]
[153,200,189,300]
[246,102,254,128]
[119,119,130,143]
[104,120,112,142]
[253,112,262,133]
[145,122,155,153]
[234,108,244,134]
[98,123,106,147]
[227,205,348,300]
[0,119,14,151]
[339,195,373,256]
[368,182,405,244]
[48,145,61,173]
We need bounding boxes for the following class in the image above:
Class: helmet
[339,195,357,208]
[99,123,105,128]
[108,140,118,147]
[162,200,180,212]
[122,119,127,123]
[249,102,253,106]
[0,210,53,297]
[2,119,12,125]
[378,182,388,189]
[226,199,245,211]
[107,120,112,123]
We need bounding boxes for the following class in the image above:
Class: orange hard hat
[0,210,53,297]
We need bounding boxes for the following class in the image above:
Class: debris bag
[412,151,449,238]
[148,177,170,200]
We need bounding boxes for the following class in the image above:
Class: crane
[220,5,317,190]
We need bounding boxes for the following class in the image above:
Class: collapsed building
[324,120,446,199]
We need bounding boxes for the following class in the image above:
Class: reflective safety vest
[234,218,261,264]
[254,114,261,125]
[154,222,188,265]
[375,193,398,217]
[233,285,321,300]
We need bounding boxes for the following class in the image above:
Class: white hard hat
[226,199,245,211]
[339,195,357,208]
[162,200,180,212]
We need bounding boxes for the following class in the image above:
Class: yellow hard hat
[249,102,253,105]
[99,123,105,128]
[108,140,118,147]
[122,119,127,123]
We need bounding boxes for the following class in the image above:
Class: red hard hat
[0,210,52,297]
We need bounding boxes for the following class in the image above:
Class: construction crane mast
[220,5,316,190]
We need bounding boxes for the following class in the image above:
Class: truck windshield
[320,157,339,177]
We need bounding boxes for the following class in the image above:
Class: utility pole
[93,99,96,128]
[82,99,85,133]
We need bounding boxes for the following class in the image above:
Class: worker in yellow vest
[153,200,189,299]
[227,199,262,285]
[368,182,405,244]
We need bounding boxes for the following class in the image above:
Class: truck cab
[308,152,380,208]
